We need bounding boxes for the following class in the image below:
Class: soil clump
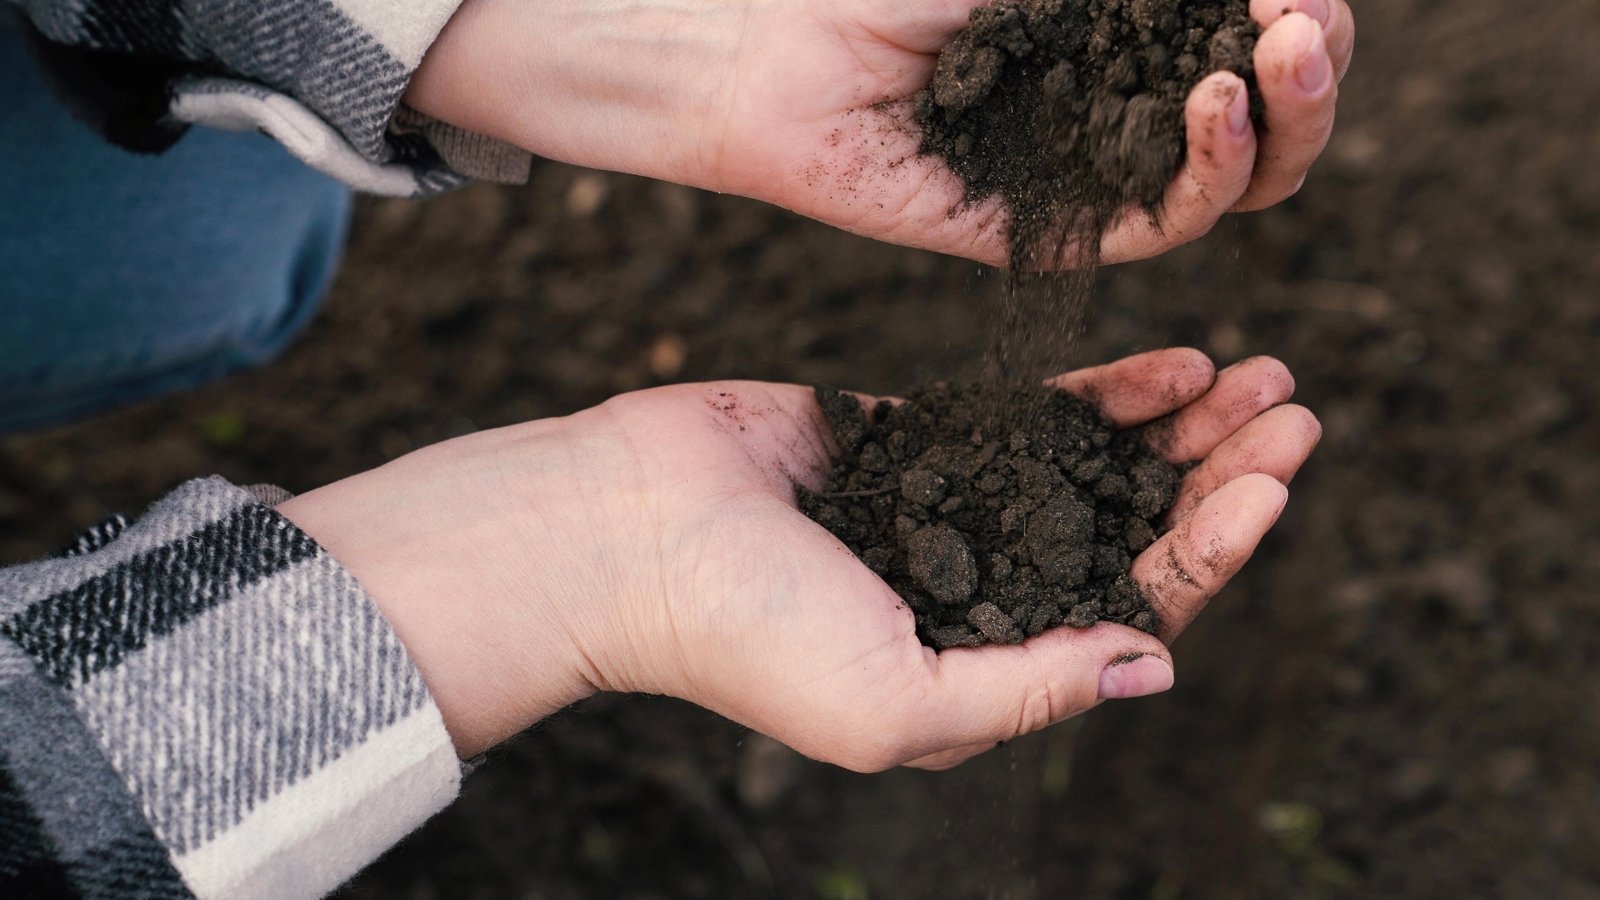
[917,0,1263,270]
[802,383,1179,649]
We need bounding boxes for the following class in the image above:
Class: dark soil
[4,1,1600,896]
[802,384,1174,648]
[918,0,1261,269]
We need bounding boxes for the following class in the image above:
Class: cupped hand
[409,0,1353,268]
[279,350,1320,768]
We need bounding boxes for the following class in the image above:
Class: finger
[1148,356,1295,463]
[1049,348,1217,427]
[1250,0,1355,82]
[1326,0,1355,82]
[1231,13,1338,212]
[1132,473,1288,642]
[1100,71,1258,265]
[1167,404,1321,520]
[917,625,1171,749]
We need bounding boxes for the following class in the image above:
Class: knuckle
[1013,657,1097,739]
[1015,682,1058,737]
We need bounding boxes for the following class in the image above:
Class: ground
[3,0,1599,896]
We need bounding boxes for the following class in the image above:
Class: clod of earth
[917,0,1263,270]
[801,384,1177,649]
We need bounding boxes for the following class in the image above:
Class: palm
[712,1,1011,261]
[599,349,1319,771]
[714,0,1355,268]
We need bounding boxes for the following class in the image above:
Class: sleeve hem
[0,477,462,898]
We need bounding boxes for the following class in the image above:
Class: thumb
[916,623,1174,752]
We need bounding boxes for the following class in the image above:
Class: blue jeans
[0,24,352,433]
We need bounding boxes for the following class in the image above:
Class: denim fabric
[0,23,352,433]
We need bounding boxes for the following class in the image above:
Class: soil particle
[907,524,981,605]
[929,625,987,650]
[917,0,1262,270]
[968,602,1026,644]
[802,383,1176,649]
[817,387,869,452]
[1027,497,1096,586]
[900,468,949,506]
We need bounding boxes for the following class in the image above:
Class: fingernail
[1295,25,1332,95]
[1226,85,1250,137]
[1297,0,1331,27]
[1098,654,1175,701]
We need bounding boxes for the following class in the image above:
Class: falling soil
[806,0,1250,644]
[917,0,1263,272]
[801,383,1179,649]
[916,0,1263,391]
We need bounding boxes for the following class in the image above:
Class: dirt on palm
[802,384,1173,648]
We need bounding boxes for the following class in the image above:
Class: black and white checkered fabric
[7,0,529,194]
[0,478,460,898]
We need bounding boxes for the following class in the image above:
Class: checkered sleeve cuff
[12,0,531,195]
[0,477,461,899]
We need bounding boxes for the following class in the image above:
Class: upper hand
[408,0,1353,268]
[278,350,1320,768]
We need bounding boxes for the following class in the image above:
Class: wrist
[405,0,751,189]
[276,421,604,758]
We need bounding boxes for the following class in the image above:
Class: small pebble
[860,443,892,473]
[989,554,1014,581]
[1125,518,1157,552]
[1065,600,1103,629]
[862,546,896,576]
[1072,455,1107,484]
[967,602,1024,645]
[1026,603,1063,637]
[1093,473,1131,501]
[906,525,979,606]
[900,469,948,507]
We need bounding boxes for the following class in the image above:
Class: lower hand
[406,0,1353,267]
[278,349,1319,768]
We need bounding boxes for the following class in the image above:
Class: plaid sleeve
[0,477,462,899]
[8,0,530,195]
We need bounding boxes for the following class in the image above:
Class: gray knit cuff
[0,477,461,899]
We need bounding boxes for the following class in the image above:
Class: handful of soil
[800,384,1180,649]
[917,0,1262,268]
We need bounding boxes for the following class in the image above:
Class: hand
[406,0,1354,267]
[278,349,1320,768]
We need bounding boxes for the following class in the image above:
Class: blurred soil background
[5,0,1600,896]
